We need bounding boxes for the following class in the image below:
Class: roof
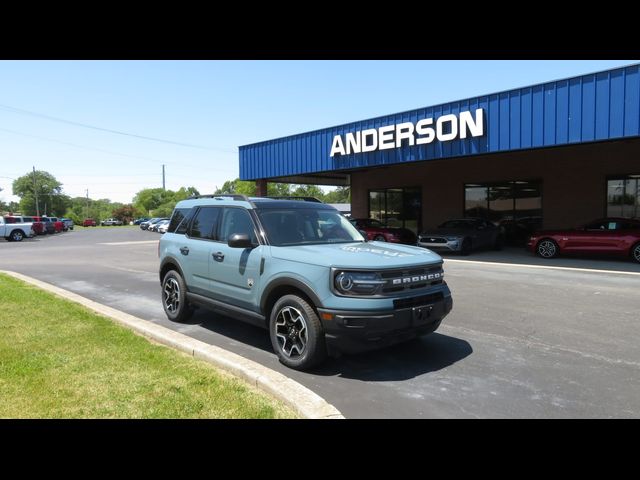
[239,64,640,181]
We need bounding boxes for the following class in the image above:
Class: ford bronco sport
[159,195,452,370]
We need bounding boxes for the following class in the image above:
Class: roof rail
[187,194,251,202]
[267,196,323,203]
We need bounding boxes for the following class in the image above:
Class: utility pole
[162,164,166,191]
[32,166,40,217]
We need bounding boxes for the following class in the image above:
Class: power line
[0,127,237,172]
[0,103,236,152]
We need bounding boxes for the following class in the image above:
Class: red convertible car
[349,218,417,245]
[528,217,640,263]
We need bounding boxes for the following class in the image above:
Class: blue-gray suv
[159,195,453,370]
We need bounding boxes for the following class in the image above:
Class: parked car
[101,218,123,226]
[156,219,170,233]
[528,217,640,263]
[418,218,503,255]
[140,217,160,230]
[349,218,418,245]
[60,218,74,230]
[44,216,64,233]
[499,216,543,246]
[159,195,452,370]
[0,216,34,241]
[4,215,44,235]
[39,217,59,234]
[83,218,97,227]
[133,217,150,225]
[149,218,170,232]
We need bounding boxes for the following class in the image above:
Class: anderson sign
[329,108,484,157]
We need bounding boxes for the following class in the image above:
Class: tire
[374,235,386,242]
[631,242,640,264]
[536,238,559,259]
[269,294,327,370]
[161,270,193,322]
[460,238,472,256]
[10,230,25,242]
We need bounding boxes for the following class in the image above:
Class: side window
[585,221,607,230]
[188,207,220,240]
[168,208,190,233]
[175,208,197,235]
[219,208,257,243]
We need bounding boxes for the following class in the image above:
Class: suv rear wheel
[269,294,326,370]
[161,270,193,322]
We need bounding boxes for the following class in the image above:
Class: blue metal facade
[239,65,640,181]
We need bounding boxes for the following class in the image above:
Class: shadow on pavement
[190,306,472,381]
[310,332,472,381]
[189,308,273,351]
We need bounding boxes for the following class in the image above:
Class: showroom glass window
[464,180,542,245]
[607,176,640,218]
[368,187,421,234]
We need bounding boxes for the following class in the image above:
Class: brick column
[255,179,268,197]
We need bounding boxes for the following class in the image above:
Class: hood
[420,228,475,237]
[269,241,442,269]
[381,227,414,235]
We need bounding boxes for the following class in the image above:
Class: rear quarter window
[171,208,195,234]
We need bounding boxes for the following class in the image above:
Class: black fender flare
[260,277,324,315]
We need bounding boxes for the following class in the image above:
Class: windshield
[257,208,364,246]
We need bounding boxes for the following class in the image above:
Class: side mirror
[228,233,255,249]
[359,229,368,240]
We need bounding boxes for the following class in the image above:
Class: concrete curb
[1,270,344,420]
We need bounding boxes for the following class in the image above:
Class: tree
[214,178,292,197]
[323,186,350,204]
[12,170,69,215]
[133,188,174,214]
[112,204,138,224]
[291,184,324,199]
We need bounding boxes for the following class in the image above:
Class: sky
[0,60,637,205]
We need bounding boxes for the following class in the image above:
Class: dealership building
[239,64,640,240]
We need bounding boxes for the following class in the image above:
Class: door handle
[180,247,189,255]
[212,251,225,262]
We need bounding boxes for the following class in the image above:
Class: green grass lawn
[0,273,296,418]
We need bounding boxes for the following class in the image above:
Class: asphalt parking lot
[3,228,639,418]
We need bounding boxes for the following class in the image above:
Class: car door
[566,219,618,253]
[208,207,264,313]
[180,206,221,296]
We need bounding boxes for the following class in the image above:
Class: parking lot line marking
[444,259,640,276]
[99,240,159,246]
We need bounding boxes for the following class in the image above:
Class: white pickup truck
[0,216,35,242]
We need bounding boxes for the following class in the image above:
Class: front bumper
[318,289,453,355]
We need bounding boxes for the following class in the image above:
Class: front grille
[394,292,444,309]
[419,237,447,243]
[380,264,443,294]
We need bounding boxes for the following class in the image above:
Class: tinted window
[168,208,191,233]
[188,207,220,240]
[219,208,257,243]
[258,208,362,246]
[585,220,612,230]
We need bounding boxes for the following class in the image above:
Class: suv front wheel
[269,294,327,370]
[161,270,193,322]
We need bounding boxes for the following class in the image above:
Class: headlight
[445,237,459,242]
[334,271,386,296]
